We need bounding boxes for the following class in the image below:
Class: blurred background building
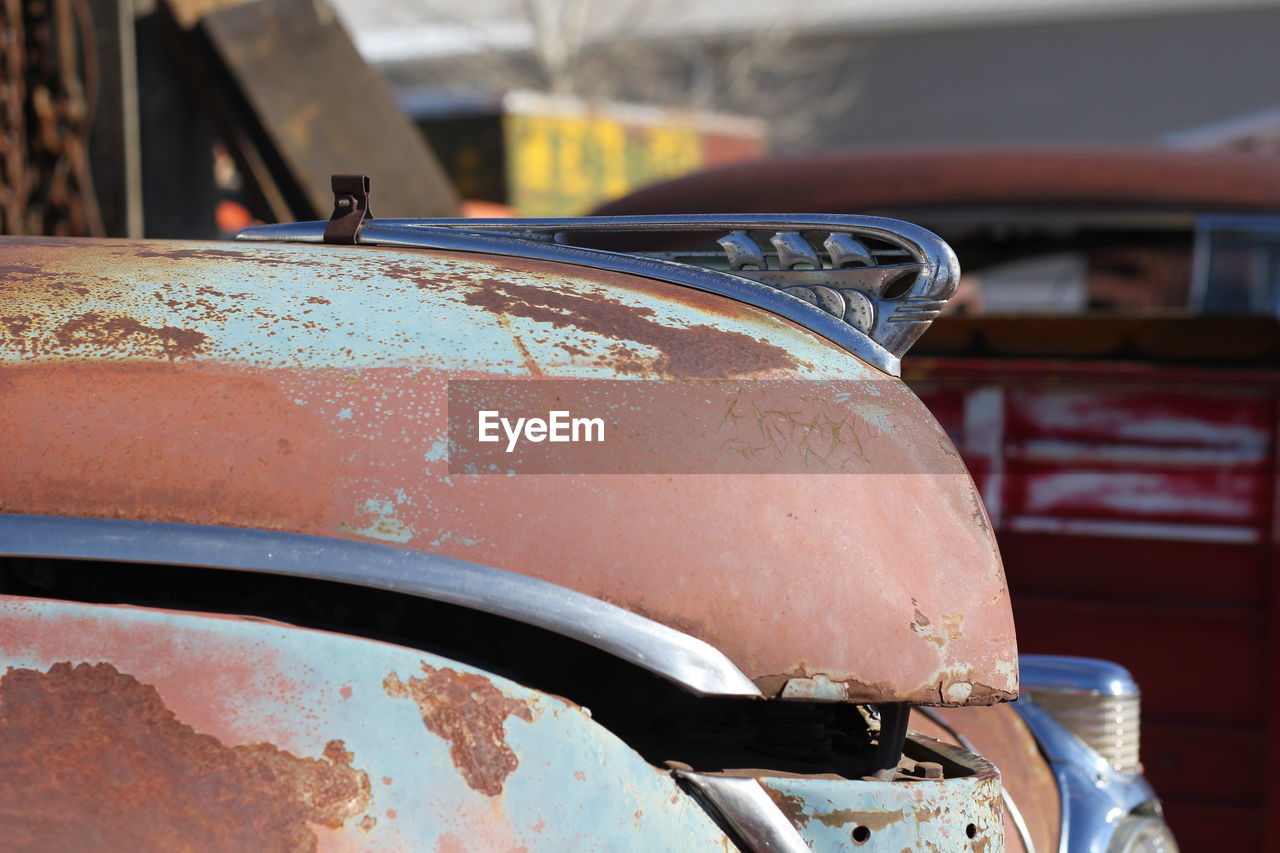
[8,0,1280,237]
[342,0,1280,151]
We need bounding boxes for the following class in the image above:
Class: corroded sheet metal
[0,594,736,851]
[757,735,1005,851]
[0,236,1016,705]
[912,705,1062,853]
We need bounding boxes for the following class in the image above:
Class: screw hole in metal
[852,825,871,845]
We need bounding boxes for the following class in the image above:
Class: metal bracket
[324,174,373,244]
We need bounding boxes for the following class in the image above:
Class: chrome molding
[1019,654,1140,697]
[673,771,810,853]
[1013,698,1158,853]
[0,514,762,698]
[237,214,961,376]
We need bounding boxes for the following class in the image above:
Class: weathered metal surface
[0,515,763,697]
[756,735,1005,851]
[0,593,738,851]
[591,147,1280,218]
[909,353,1280,850]
[909,358,1277,544]
[673,772,810,852]
[912,705,1061,853]
[240,212,960,376]
[0,236,1017,705]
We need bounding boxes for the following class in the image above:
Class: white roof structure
[332,0,1280,64]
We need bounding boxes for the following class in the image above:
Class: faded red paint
[910,349,1280,849]
[0,362,340,531]
[383,664,534,796]
[463,277,798,378]
[0,661,371,853]
[0,237,1018,706]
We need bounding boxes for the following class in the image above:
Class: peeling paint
[0,595,739,851]
[0,661,371,852]
[0,237,1018,706]
[383,664,534,796]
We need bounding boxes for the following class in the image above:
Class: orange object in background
[215,199,255,234]
[461,199,516,218]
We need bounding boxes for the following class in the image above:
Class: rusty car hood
[0,237,1016,705]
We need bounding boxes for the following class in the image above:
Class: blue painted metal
[0,237,875,377]
[0,594,738,851]
[1020,656,1140,698]
[1013,698,1161,853]
[755,736,1005,851]
[239,213,964,377]
[0,235,1020,707]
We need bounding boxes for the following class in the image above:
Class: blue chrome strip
[1020,655,1140,697]
[0,514,762,698]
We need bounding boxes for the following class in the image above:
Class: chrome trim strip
[1019,655,1140,697]
[1013,698,1158,853]
[673,771,810,853]
[0,514,762,698]
[238,214,962,376]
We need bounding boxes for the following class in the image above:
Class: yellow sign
[503,96,761,217]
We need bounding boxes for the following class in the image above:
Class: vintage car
[598,146,1280,851]
[0,176,1173,851]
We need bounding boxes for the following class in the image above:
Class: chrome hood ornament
[239,176,961,375]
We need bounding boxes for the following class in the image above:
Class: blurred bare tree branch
[384,0,864,148]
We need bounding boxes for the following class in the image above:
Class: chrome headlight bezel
[1108,814,1180,853]
[1014,655,1177,853]
[1020,655,1142,775]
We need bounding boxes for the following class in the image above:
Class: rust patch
[835,810,906,832]
[762,785,810,829]
[911,612,966,650]
[754,665,1016,706]
[462,278,796,378]
[0,263,42,276]
[0,661,372,853]
[131,247,294,266]
[49,311,208,360]
[814,807,890,829]
[0,315,33,340]
[383,663,533,796]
